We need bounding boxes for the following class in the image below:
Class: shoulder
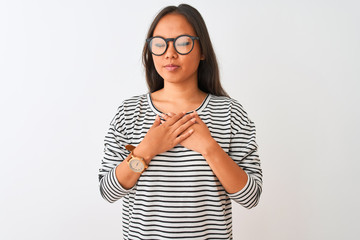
[209,95,242,106]
[121,94,148,108]
[209,95,253,130]
[110,94,148,124]
[114,94,148,113]
[209,95,248,118]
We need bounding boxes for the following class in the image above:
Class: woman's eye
[154,43,166,48]
[177,41,191,47]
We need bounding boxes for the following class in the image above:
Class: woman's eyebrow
[152,33,193,38]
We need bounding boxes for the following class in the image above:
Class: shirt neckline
[146,92,211,115]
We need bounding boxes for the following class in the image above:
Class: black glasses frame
[146,34,200,56]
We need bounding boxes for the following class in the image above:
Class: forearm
[202,139,249,194]
[115,143,154,190]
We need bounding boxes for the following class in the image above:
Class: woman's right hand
[133,112,196,162]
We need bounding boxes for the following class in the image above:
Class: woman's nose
[164,41,178,59]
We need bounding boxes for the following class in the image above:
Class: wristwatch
[125,145,148,174]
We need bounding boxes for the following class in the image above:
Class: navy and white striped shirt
[99,93,262,239]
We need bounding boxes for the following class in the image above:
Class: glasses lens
[149,37,166,55]
[175,36,194,54]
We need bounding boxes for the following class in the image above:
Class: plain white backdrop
[1,0,359,239]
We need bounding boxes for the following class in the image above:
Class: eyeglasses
[146,34,200,56]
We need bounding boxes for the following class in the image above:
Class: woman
[99,4,262,240]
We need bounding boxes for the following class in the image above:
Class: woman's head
[142,4,228,97]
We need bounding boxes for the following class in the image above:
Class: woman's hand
[134,112,196,161]
[162,112,217,155]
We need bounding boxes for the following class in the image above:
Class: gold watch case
[128,156,146,173]
[125,145,148,173]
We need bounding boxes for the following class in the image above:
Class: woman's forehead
[153,13,196,37]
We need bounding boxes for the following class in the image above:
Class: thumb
[151,115,161,128]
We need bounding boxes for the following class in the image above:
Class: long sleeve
[226,100,263,209]
[98,104,133,203]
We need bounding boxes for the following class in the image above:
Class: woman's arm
[99,112,197,203]
[178,112,250,193]
[201,139,249,194]
[164,111,262,209]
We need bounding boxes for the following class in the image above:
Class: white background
[1,0,359,239]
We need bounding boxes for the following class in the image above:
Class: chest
[125,107,232,153]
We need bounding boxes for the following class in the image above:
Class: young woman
[99,4,263,240]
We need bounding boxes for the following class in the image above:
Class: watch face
[129,158,145,173]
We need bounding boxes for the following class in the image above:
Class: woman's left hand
[161,111,216,155]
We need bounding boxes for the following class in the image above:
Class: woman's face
[152,13,204,86]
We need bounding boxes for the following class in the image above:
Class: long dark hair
[142,4,229,97]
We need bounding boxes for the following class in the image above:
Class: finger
[174,129,194,145]
[173,117,196,136]
[161,113,171,121]
[171,112,196,130]
[193,111,203,124]
[164,112,186,126]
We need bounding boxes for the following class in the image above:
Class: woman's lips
[164,64,180,71]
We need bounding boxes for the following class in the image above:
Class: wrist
[133,142,154,164]
[201,138,219,158]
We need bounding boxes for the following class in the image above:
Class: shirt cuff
[101,166,135,203]
[227,173,257,207]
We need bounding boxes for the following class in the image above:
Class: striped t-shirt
[99,93,263,240]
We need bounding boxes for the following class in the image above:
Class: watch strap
[125,144,136,152]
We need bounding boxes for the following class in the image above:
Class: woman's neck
[151,82,207,113]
